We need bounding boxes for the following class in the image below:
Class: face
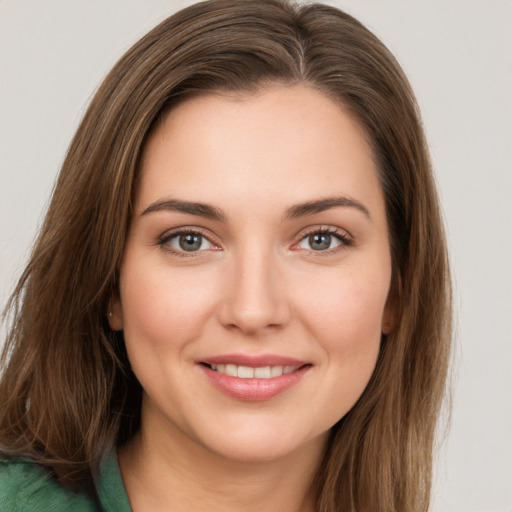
[112,85,394,463]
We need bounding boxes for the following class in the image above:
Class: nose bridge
[218,240,289,334]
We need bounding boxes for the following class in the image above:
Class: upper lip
[200,354,309,367]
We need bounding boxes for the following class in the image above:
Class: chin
[194,420,329,464]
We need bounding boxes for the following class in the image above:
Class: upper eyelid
[157,224,352,249]
[158,228,219,258]
[159,226,216,242]
[295,225,352,240]
[291,226,354,257]
[292,226,354,254]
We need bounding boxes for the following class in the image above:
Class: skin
[112,85,394,512]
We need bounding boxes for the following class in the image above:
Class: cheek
[297,266,389,414]
[119,259,219,351]
[301,266,390,345]
[320,280,384,371]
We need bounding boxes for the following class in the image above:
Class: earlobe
[382,274,400,335]
[381,312,394,335]
[381,304,397,335]
[108,295,124,331]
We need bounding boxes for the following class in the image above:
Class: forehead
[136,85,383,218]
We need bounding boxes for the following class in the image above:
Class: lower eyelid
[295,228,352,247]
[158,227,351,255]
[158,229,218,253]
[299,233,344,250]
[169,234,213,251]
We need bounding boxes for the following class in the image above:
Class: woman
[0,0,451,511]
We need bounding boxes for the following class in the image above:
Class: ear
[381,274,400,335]
[108,293,124,331]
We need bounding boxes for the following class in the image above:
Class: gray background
[1,1,511,510]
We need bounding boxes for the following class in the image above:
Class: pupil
[310,233,331,251]
[179,233,202,251]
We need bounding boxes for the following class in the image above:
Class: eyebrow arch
[141,198,226,221]
[284,196,371,220]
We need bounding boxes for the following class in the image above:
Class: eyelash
[157,226,353,258]
[293,226,353,255]
[158,228,219,258]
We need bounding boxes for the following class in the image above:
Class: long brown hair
[0,1,451,510]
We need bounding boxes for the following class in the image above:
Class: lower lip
[199,364,311,401]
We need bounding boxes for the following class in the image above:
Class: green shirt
[0,452,132,512]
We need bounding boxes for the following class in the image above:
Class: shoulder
[0,459,96,512]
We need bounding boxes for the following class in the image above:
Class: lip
[198,354,311,401]
[200,354,307,367]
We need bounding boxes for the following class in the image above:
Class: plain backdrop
[1,1,511,510]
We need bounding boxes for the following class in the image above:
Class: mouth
[198,355,312,401]
[202,363,303,379]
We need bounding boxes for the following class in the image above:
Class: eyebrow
[140,195,371,222]
[284,196,371,220]
[141,198,226,221]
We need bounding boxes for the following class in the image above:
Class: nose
[217,246,290,335]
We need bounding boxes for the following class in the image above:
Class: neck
[118,413,327,512]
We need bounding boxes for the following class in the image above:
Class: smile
[198,355,311,401]
[208,364,300,379]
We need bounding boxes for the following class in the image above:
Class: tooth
[225,364,238,377]
[254,366,271,378]
[270,366,283,377]
[237,365,255,378]
[210,363,297,378]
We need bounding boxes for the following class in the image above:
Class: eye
[296,229,351,252]
[161,230,216,254]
